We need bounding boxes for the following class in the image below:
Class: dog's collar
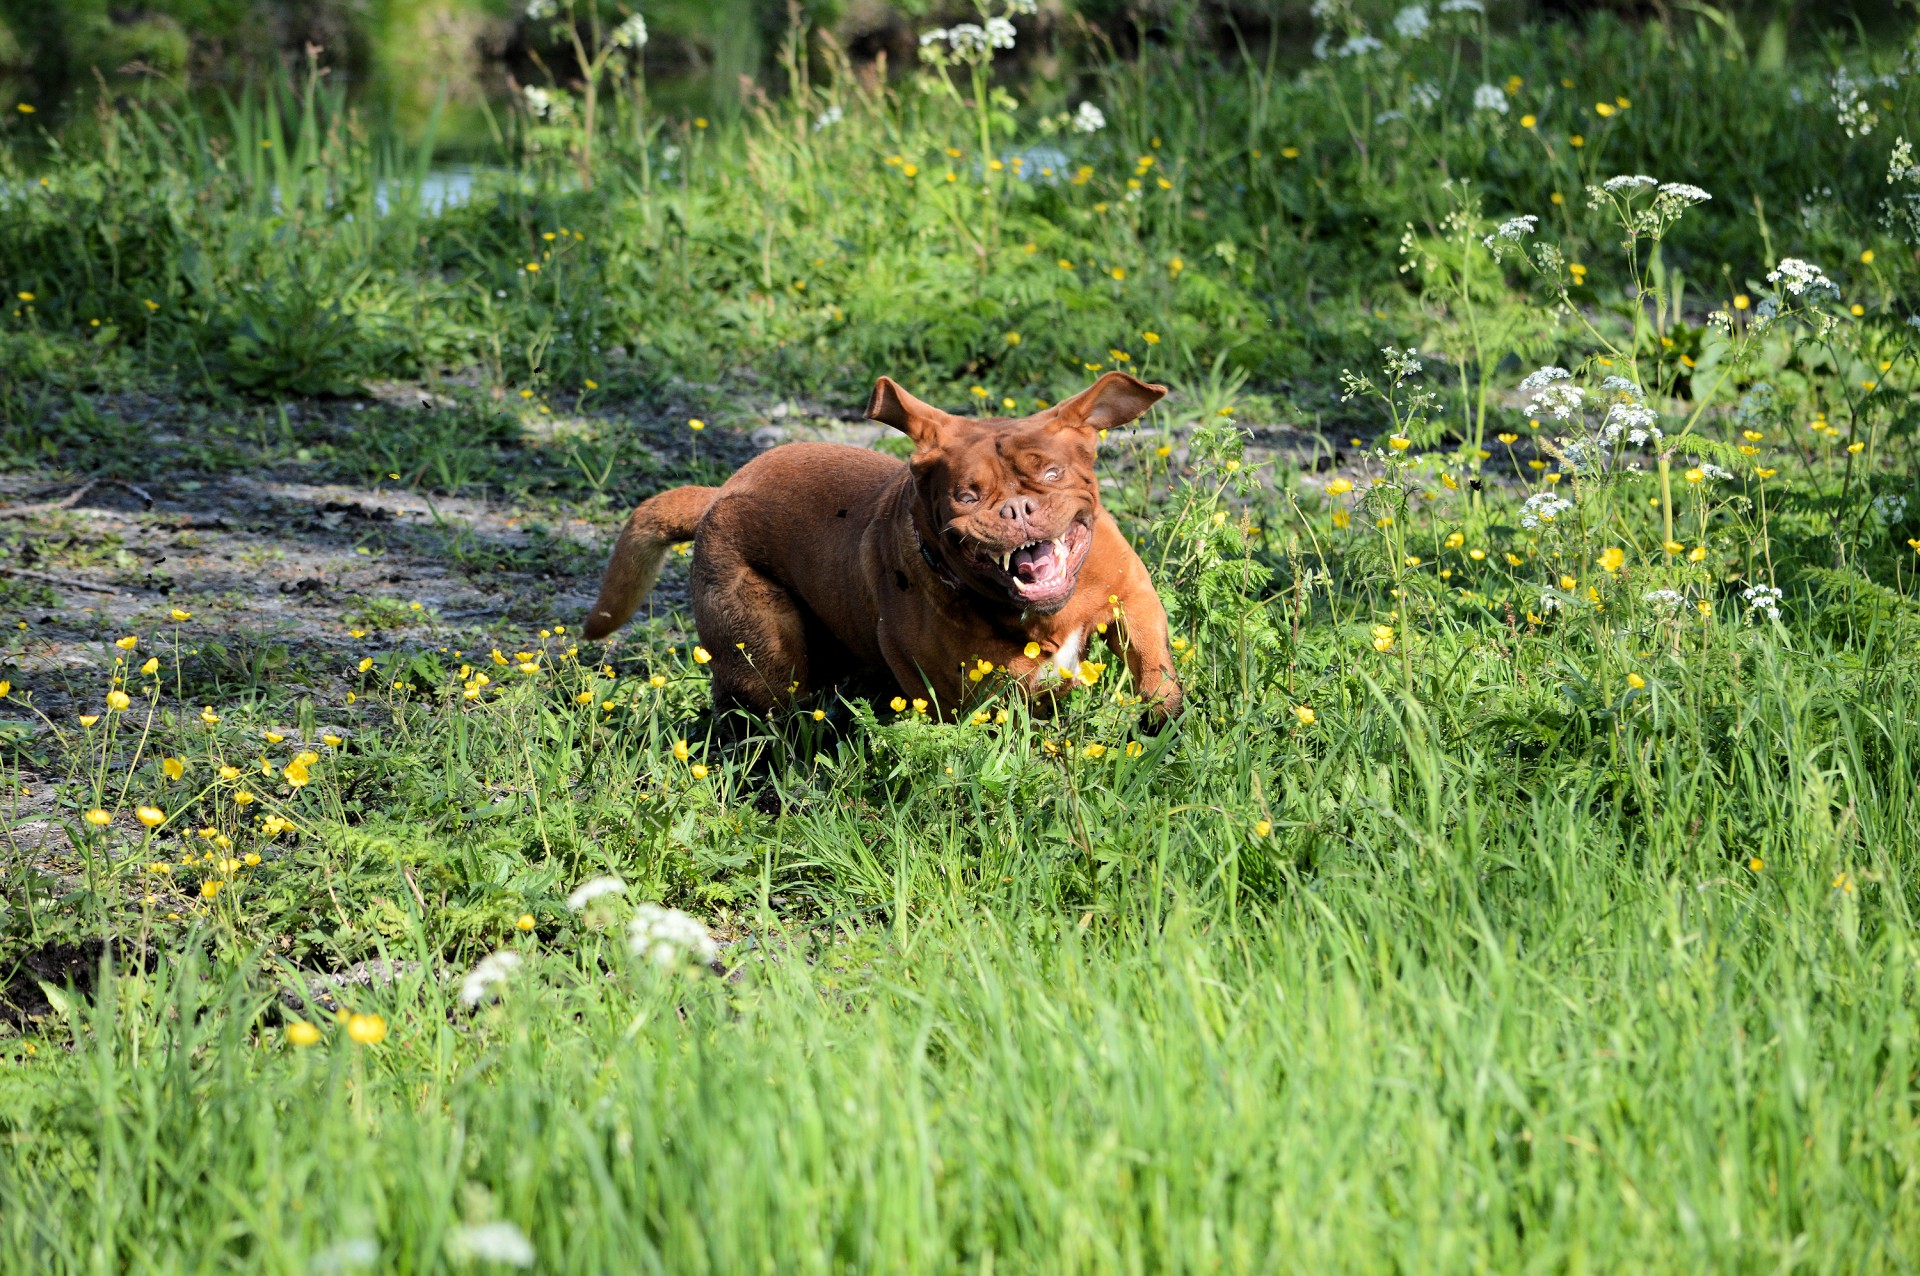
[913,521,966,592]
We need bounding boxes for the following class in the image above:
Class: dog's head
[866,371,1166,613]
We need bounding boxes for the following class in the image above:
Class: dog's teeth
[1054,537,1065,558]
[1001,551,1012,572]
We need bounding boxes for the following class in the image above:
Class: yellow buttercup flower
[286,1021,321,1047]
[201,880,222,899]
[79,714,100,727]
[136,806,165,828]
[889,696,907,712]
[1293,705,1316,726]
[1254,819,1272,837]
[114,635,138,651]
[672,739,691,761]
[1325,478,1353,496]
[84,809,112,827]
[1627,673,1646,689]
[690,763,709,779]
[692,646,711,664]
[1559,575,1577,591]
[1371,625,1395,654]
[517,913,536,931]
[1598,547,1625,573]
[140,657,158,675]
[106,690,130,711]
[1444,532,1465,549]
[346,1014,388,1045]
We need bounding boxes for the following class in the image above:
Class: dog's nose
[998,496,1036,522]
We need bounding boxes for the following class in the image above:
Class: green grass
[2,1,1920,1270]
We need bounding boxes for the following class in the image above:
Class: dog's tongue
[1012,539,1061,583]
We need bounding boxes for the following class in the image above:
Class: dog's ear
[1049,371,1167,433]
[866,376,957,447]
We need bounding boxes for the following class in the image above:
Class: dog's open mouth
[958,520,1092,608]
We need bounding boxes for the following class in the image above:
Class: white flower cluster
[921,19,1014,59]
[1335,34,1385,58]
[566,875,626,911]
[1602,174,1658,193]
[1381,346,1424,380]
[1072,102,1106,133]
[525,0,557,18]
[446,1222,536,1268]
[1602,401,1661,447]
[1742,584,1783,622]
[1643,589,1687,613]
[522,85,555,118]
[1692,462,1733,481]
[1657,182,1711,205]
[1482,214,1537,251]
[1520,366,1585,420]
[1873,493,1910,525]
[1407,81,1442,111]
[1830,69,1886,139]
[1007,0,1038,12]
[459,950,523,1007]
[1393,4,1431,38]
[813,104,843,131]
[611,14,648,50]
[1438,0,1483,11]
[629,904,719,969]
[1473,83,1509,114]
[1766,257,1836,296]
[1519,491,1574,529]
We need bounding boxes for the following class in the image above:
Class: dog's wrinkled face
[867,372,1166,613]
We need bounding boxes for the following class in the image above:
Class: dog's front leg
[1106,587,1183,722]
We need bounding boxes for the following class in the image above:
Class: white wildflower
[628,904,720,969]
[1538,593,1564,613]
[1007,0,1038,12]
[1909,313,1920,333]
[524,0,557,18]
[459,951,523,1008]
[1482,214,1538,249]
[610,14,648,49]
[1766,257,1836,297]
[813,105,843,131]
[984,17,1017,49]
[1519,492,1574,529]
[1072,102,1106,133]
[919,28,949,47]
[1600,375,1645,398]
[1643,589,1687,612]
[1872,493,1909,525]
[1393,5,1431,38]
[1603,401,1661,445]
[1741,584,1783,622]
[445,1222,536,1268]
[1337,34,1385,58]
[522,85,554,118]
[1438,0,1483,11]
[1528,382,1585,420]
[1377,110,1407,124]
[1602,174,1658,193]
[945,23,989,56]
[1831,68,1879,138]
[1473,83,1509,113]
[1518,365,1571,392]
[1407,81,1442,111]
[1657,182,1711,205]
[309,1239,380,1275]
[565,875,626,911]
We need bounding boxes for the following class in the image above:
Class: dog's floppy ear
[866,376,957,447]
[1050,371,1167,432]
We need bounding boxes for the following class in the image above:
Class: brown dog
[583,372,1183,721]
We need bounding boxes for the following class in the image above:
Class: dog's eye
[1043,468,1063,482]
[954,489,979,504]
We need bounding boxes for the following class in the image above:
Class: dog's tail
[583,486,721,639]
